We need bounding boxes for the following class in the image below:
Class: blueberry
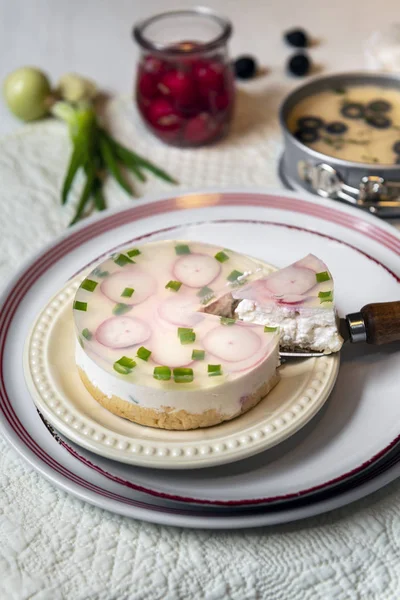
[233,56,258,80]
[288,53,311,76]
[325,121,348,135]
[294,128,319,144]
[367,100,391,113]
[365,114,391,129]
[297,116,324,130]
[393,141,400,154]
[341,103,365,119]
[285,28,309,48]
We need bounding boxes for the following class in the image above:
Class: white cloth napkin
[1,96,400,600]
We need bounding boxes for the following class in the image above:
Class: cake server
[281,300,400,358]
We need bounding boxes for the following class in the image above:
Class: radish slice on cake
[101,267,156,305]
[96,316,151,349]
[173,253,221,288]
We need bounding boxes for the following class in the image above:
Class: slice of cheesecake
[232,254,343,354]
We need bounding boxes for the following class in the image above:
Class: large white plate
[23,270,338,469]
[1,189,399,527]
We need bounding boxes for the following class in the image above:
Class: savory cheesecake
[233,254,343,353]
[73,240,280,430]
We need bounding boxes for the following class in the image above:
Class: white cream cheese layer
[76,339,279,416]
[236,300,342,353]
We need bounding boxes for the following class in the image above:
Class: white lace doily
[1,95,400,600]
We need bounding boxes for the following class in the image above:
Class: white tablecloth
[1,1,400,598]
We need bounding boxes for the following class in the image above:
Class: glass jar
[133,8,235,147]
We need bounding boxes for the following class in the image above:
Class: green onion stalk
[51,101,177,226]
[3,67,177,226]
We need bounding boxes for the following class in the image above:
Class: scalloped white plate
[24,270,339,469]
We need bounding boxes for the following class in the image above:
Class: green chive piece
[316,271,331,283]
[82,328,92,340]
[121,287,134,298]
[192,349,205,361]
[113,253,134,267]
[92,267,109,278]
[264,326,278,333]
[127,248,141,258]
[112,303,132,316]
[78,336,84,349]
[175,244,190,255]
[214,251,229,263]
[220,317,236,326]
[180,331,196,345]
[318,290,333,303]
[113,356,136,374]
[80,278,98,292]
[137,346,151,361]
[197,286,213,298]
[153,366,171,381]
[227,269,243,282]
[165,280,182,292]
[73,301,87,312]
[178,327,193,337]
[173,367,194,383]
[208,364,223,377]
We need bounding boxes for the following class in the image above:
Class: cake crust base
[78,368,280,430]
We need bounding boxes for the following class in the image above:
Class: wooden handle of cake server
[361,301,400,345]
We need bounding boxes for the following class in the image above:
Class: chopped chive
[137,346,151,361]
[208,364,223,377]
[316,271,331,283]
[318,290,333,303]
[178,327,193,337]
[173,367,194,383]
[113,356,136,374]
[175,244,190,255]
[220,317,236,326]
[92,267,109,278]
[127,248,141,258]
[227,269,243,282]
[192,349,205,361]
[264,326,278,333]
[80,279,98,292]
[333,87,346,94]
[165,280,182,292]
[113,253,134,267]
[214,251,229,263]
[153,366,171,381]
[78,336,84,349]
[180,331,196,345]
[112,303,132,316]
[73,301,87,312]
[121,287,134,298]
[197,286,213,298]
[82,328,92,340]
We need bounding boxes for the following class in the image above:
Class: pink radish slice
[264,266,316,297]
[203,325,261,363]
[158,295,203,327]
[101,267,156,305]
[232,279,273,304]
[150,332,194,368]
[173,253,221,288]
[294,253,327,274]
[96,317,151,349]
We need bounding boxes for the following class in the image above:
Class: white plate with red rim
[1,189,400,528]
